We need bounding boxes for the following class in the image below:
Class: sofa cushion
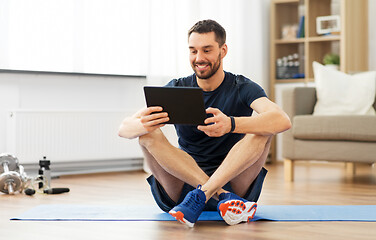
[292,115,376,141]
[312,61,376,116]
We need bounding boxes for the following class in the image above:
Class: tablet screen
[144,86,207,125]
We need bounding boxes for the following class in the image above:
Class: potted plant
[323,53,340,70]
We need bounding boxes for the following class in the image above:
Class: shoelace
[181,185,204,212]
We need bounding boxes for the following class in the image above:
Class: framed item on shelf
[316,15,340,35]
[281,24,298,40]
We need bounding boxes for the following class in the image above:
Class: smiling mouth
[195,63,210,71]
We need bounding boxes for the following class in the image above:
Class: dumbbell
[0,153,23,194]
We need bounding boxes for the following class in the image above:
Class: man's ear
[221,43,228,58]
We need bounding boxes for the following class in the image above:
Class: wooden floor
[1,162,376,240]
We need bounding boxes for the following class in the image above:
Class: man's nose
[195,51,205,62]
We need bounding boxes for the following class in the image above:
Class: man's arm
[118,106,169,139]
[197,97,291,137]
[235,97,291,135]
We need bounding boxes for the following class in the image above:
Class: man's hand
[118,106,169,139]
[139,106,169,133]
[197,107,232,137]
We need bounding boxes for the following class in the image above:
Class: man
[118,20,291,227]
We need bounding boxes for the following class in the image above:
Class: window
[0,0,149,76]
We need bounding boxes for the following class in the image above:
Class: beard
[191,53,222,79]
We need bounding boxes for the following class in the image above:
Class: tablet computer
[144,86,207,125]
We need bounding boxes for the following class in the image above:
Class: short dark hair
[188,19,226,46]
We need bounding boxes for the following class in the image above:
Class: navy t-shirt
[165,71,267,175]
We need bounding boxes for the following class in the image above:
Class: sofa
[282,87,376,181]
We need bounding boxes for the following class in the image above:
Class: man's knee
[138,129,166,148]
[243,134,272,150]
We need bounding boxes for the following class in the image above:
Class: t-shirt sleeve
[165,79,177,87]
[238,80,268,108]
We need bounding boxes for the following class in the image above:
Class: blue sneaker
[217,192,257,225]
[169,185,206,227]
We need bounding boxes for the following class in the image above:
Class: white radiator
[6,110,143,172]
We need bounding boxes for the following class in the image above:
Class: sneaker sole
[218,200,257,225]
[169,210,195,228]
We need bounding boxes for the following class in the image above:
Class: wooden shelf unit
[269,0,368,162]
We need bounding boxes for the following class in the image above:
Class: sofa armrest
[282,87,316,160]
[282,87,316,117]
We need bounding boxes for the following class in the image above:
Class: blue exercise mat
[11,204,376,222]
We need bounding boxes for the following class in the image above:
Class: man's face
[188,32,226,79]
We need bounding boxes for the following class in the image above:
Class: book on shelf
[297,16,305,38]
